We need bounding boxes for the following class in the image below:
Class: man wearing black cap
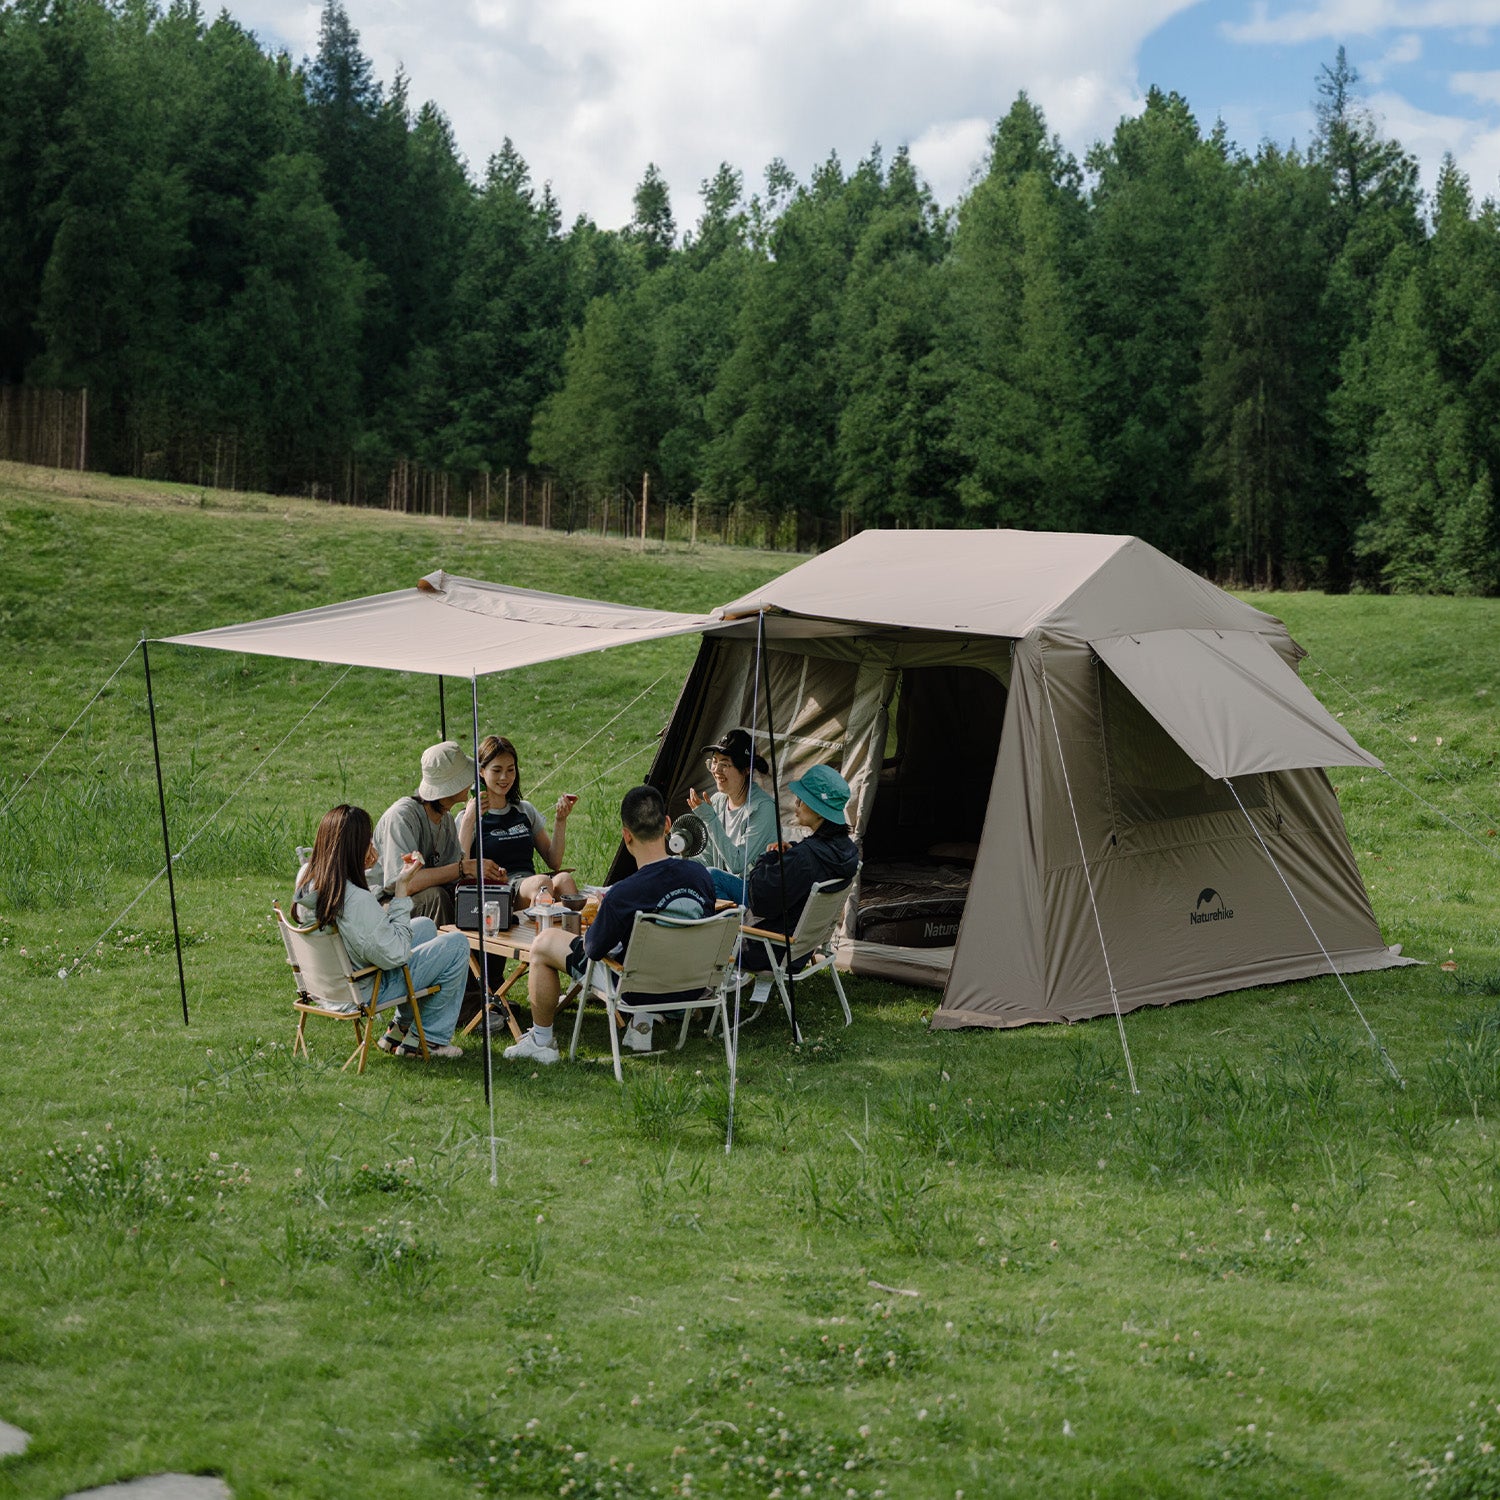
[687,727,779,898]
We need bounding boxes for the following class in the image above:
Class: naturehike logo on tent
[1189,887,1234,926]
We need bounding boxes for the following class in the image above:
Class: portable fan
[666,811,709,858]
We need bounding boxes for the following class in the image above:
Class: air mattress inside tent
[854,860,973,948]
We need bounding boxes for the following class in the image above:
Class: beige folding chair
[273,902,435,1074]
[737,872,857,1040]
[568,907,743,1083]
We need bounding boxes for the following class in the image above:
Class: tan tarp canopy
[641,528,1409,1028]
[163,571,719,676]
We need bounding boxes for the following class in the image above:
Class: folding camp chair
[273,902,435,1073]
[568,907,743,1083]
[736,872,857,1040]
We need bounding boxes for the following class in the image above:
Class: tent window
[1098,666,1266,825]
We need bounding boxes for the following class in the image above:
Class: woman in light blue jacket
[295,804,470,1058]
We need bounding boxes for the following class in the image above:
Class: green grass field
[3,462,1500,1499]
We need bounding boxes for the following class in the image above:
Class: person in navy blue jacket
[503,785,715,1065]
[739,764,859,972]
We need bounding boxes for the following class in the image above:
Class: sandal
[375,1024,406,1054]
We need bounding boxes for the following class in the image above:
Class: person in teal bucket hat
[716,763,858,969]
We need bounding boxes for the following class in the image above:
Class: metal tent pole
[725,616,766,1153]
[439,676,447,740]
[757,611,799,1042]
[142,637,189,1026]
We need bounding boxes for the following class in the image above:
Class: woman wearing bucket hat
[369,741,505,925]
[738,764,858,964]
[686,727,779,899]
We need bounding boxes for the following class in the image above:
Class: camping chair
[568,907,743,1083]
[273,902,435,1074]
[736,872,857,1040]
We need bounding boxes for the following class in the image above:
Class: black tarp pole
[471,674,493,1112]
[142,636,189,1026]
[439,675,447,740]
[472,674,500,1187]
[756,611,799,1041]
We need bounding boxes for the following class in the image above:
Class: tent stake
[142,636,189,1026]
[757,611,799,1042]
[472,674,499,1186]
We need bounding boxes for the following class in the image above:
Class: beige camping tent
[642,529,1410,1028]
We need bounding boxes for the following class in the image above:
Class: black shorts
[564,935,588,979]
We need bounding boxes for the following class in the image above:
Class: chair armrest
[350,965,379,979]
[739,925,789,944]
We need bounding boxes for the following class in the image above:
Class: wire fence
[0,385,858,554]
[0,385,88,470]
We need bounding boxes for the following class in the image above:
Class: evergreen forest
[3,0,1499,590]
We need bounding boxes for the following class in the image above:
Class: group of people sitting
[293,726,857,1066]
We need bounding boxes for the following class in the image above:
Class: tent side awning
[1090,628,1382,779]
[159,573,726,677]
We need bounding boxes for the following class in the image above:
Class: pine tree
[1315,47,1426,587]
[704,150,883,521]
[945,97,1095,530]
[1355,250,1497,592]
[1197,143,1333,585]
[1081,90,1233,564]
[447,141,571,471]
[625,163,676,272]
[835,147,955,526]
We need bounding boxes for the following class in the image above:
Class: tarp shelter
[164,537,1411,1034]
[161,572,744,1155]
[163,572,720,675]
[634,529,1411,1029]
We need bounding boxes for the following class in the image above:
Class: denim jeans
[710,868,746,902]
[387,916,469,1044]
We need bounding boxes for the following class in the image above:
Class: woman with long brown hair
[295,804,471,1058]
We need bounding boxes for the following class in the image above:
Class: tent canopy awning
[1091,628,1382,779]
[160,571,722,677]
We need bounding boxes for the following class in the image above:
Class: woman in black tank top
[456,734,581,905]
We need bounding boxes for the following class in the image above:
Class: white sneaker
[622,1018,655,1053]
[503,1029,560,1065]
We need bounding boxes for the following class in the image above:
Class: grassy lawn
[2,462,1499,1499]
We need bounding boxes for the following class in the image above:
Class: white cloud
[229,0,1500,225]
[1452,68,1500,103]
[1227,2,1500,46]
[1364,30,1423,80]
[232,0,1198,225]
[907,117,994,203]
[1368,87,1500,195]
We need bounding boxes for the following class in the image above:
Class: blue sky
[1141,4,1500,190]
[233,0,1500,227]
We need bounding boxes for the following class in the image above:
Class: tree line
[2,0,1498,590]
